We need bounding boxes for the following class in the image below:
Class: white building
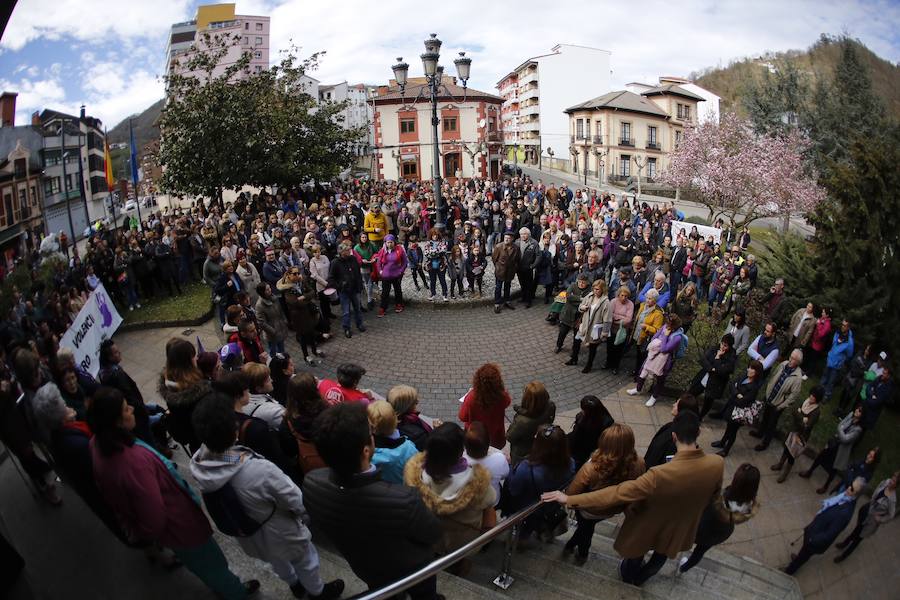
[497,44,611,165]
[319,82,376,156]
[626,76,720,123]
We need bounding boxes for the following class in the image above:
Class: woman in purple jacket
[374,234,408,317]
[627,314,685,407]
[89,387,257,600]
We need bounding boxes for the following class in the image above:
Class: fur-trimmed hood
[712,493,760,526]
[403,452,492,516]
[157,376,212,408]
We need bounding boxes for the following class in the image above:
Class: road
[514,163,815,237]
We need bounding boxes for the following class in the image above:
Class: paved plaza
[2,302,897,599]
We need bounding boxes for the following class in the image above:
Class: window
[1,191,10,227]
[648,157,657,179]
[254,65,262,73]
[243,36,249,45]
[401,161,417,177]
[400,119,416,134]
[245,22,249,30]
[677,104,691,120]
[12,190,21,222]
[0,192,5,227]
[488,117,496,131]
[575,119,584,139]
[648,126,658,146]
[255,22,263,30]
[594,121,602,142]
[620,122,631,143]
[14,159,26,178]
[619,155,631,177]
[255,36,262,45]
[442,117,457,132]
[254,50,262,59]
[675,130,683,146]
[30,185,37,207]
[19,189,29,220]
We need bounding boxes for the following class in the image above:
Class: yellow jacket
[634,302,664,345]
[364,212,388,242]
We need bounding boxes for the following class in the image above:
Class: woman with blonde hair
[388,384,440,451]
[566,278,611,374]
[563,423,645,563]
[458,363,512,449]
[368,400,418,484]
[506,381,557,465]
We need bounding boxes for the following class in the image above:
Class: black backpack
[202,480,275,538]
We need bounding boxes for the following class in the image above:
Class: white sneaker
[428,295,436,301]
[645,396,658,407]
[136,303,142,308]
[626,388,639,396]
[443,296,449,302]
[677,556,689,575]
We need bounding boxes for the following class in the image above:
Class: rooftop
[375,81,502,103]
[640,83,705,101]
[565,90,670,117]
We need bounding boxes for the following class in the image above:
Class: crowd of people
[0,172,896,598]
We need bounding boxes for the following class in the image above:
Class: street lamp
[594,148,607,186]
[390,33,472,230]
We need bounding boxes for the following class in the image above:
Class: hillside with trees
[692,34,900,121]
[107,98,163,149]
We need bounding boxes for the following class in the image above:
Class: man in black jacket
[689,334,737,419]
[328,242,366,338]
[516,227,540,307]
[669,235,688,293]
[643,393,700,468]
[302,403,444,600]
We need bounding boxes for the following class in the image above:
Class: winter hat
[219,343,244,371]
[383,234,396,243]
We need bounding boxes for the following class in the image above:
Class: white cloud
[0,74,66,126]
[83,62,126,96]
[1,0,192,51]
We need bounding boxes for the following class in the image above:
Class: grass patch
[748,226,779,257]
[122,282,212,325]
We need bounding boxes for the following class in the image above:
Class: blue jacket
[862,377,894,430]
[637,280,671,309]
[826,331,854,369]
[372,436,419,485]
[506,458,576,514]
[804,497,857,553]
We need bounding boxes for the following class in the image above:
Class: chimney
[80,104,86,119]
[0,91,17,127]
[31,111,41,127]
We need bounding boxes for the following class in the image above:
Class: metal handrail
[351,499,547,600]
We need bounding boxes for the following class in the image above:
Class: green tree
[741,59,809,136]
[159,33,364,199]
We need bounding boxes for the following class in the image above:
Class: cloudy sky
[1,0,898,129]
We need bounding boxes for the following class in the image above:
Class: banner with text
[670,220,723,246]
[59,283,123,377]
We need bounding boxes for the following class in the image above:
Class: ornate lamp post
[390,34,472,230]
[594,148,607,186]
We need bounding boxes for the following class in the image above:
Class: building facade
[373,76,504,181]
[565,85,704,184]
[38,107,108,236]
[0,105,45,268]
[626,76,720,123]
[165,3,270,83]
[319,82,375,156]
[497,44,611,166]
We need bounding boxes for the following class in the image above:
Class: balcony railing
[571,134,591,143]
[593,135,604,144]
[619,138,634,147]
[486,131,501,142]
[646,141,660,150]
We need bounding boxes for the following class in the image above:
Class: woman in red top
[807,307,833,375]
[459,363,512,449]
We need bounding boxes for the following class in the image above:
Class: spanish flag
[103,135,114,191]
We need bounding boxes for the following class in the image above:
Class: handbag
[613,324,627,346]
[785,431,806,459]
[732,399,763,427]
[528,465,568,537]
[370,259,381,282]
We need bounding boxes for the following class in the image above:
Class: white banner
[670,220,723,246]
[59,283,123,377]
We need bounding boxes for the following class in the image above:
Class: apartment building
[319,82,376,156]
[496,44,611,165]
[565,84,704,184]
[165,3,270,83]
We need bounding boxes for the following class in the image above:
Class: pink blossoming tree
[661,112,826,229]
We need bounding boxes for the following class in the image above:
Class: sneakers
[428,295,436,301]
[377,308,386,318]
[344,329,352,338]
[644,396,657,407]
[395,303,404,313]
[358,325,367,332]
[494,305,501,314]
[626,388,639,396]
[38,479,62,506]
[136,303,142,308]
[304,356,318,366]
[678,556,689,574]
[443,296,449,302]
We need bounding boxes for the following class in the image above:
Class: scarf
[800,398,817,415]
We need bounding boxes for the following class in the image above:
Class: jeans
[339,291,364,331]
[669,270,682,294]
[517,269,534,304]
[620,551,667,586]
[268,340,285,356]
[821,366,841,401]
[428,269,447,297]
[707,288,725,310]
[690,274,706,301]
[556,322,576,350]
[566,512,599,556]
[172,537,246,600]
[754,404,784,447]
[360,268,374,303]
[494,279,511,305]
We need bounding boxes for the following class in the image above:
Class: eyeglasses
[290,271,300,275]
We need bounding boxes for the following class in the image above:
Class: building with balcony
[372,76,504,181]
[37,106,107,237]
[319,82,376,156]
[165,3,270,85]
[496,44,611,166]
[0,93,44,266]
[564,84,704,183]
[626,76,720,123]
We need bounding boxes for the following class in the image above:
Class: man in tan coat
[542,412,723,586]
[750,349,805,452]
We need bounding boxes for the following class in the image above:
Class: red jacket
[458,389,512,449]
[318,379,370,406]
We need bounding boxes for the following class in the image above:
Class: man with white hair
[784,477,864,575]
[516,227,540,307]
[751,348,805,453]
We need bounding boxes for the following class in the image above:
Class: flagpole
[104,128,117,232]
[129,118,143,227]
